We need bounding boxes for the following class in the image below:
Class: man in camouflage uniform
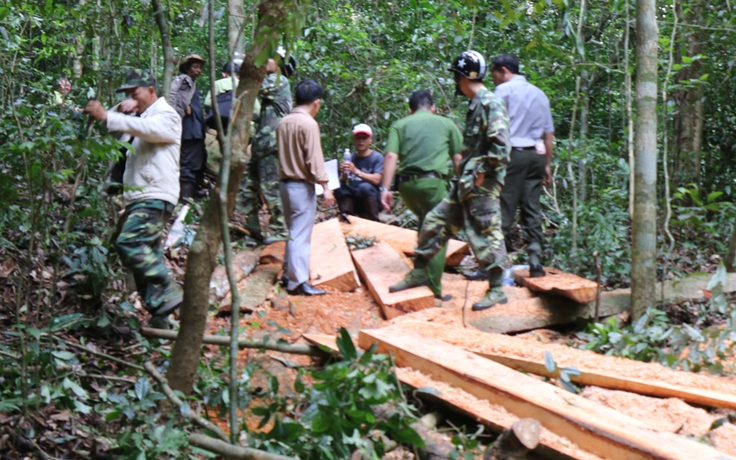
[84,70,183,328]
[390,50,511,311]
[236,49,296,242]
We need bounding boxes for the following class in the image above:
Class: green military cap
[116,69,156,92]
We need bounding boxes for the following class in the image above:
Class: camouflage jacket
[456,87,511,200]
[252,73,292,158]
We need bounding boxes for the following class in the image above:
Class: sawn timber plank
[309,218,360,292]
[358,328,735,460]
[387,321,736,411]
[343,215,470,266]
[303,333,602,460]
[350,241,435,319]
[514,268,598,303]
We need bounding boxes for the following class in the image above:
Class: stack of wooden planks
[305,326,736,460]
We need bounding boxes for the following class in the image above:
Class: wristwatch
[357,170,363,178]
[379,186,388,192]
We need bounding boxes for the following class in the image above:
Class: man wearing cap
[84,69,183,328]
[390,51,511,311]
[277,79,334,296]
[380,90,463,300]
[170,54,207,200]
[487,54,554,279]
[236,48,295,242]
[334,123,384,222]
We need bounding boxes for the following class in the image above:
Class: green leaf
[543,351,556,373]
[337,327,357,359]
[134,378,150,401]
[52,350,75,361]
[562,366,581,377]
[63,377,87,399]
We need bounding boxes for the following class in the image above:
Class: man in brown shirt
[277,79,334,296]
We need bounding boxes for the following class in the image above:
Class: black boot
[336,194,355,217]
[360,195,381,222]
[179,181,196,202]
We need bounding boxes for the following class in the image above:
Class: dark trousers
[500,148,546,258]
[334,181,380,221]
[113,199,174,311]
[180,138,207,186]
[399,177,449,297]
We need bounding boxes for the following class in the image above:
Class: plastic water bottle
[343,148,353,183]
[502,268,515,286]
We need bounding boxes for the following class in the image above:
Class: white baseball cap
[352,123,372,137]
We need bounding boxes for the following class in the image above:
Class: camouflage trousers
[415,185,507,273]
[113,199,175,311]
[236,153,285,237]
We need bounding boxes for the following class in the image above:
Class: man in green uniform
[236,49,296,242]
[380,90,463,300]
[390,50,511,311]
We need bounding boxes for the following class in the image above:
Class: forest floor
[2,204,735,459]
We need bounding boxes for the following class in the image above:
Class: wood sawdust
[399,368,604,460]
[385,320,736,395]
[581,387,736,456]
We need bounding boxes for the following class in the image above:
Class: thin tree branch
[48,335,145,371]
[140,327,324,356]
[144,362,230,443]
[189,433,296,459]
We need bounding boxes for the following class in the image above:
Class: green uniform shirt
[252,73,292,159]
[385,109,463,176]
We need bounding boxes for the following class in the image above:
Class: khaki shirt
[277,107,328,183]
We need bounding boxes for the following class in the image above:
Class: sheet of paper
[315,159,340,195]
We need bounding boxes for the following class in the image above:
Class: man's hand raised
[83,100,107,122]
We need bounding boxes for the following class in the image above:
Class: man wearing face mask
[389,51,511,311]
[84,69,183,328]
[170,54,207,201]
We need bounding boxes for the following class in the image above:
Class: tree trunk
[73,0,86,79]
[484,418,541,460]
[152,0,176,100]
[228,0,246,56]
[578,69,591,202]
[166,0,285,395]
[726,223,736,273]
[673,26,703,186]
[631,0,659,319]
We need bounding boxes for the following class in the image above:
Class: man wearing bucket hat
[334,123,384,222]
[170,54,207,201]
[84,69,183,328]
[389,51,511,311]
[236,46,295,243]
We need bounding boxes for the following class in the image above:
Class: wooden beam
[386,321,736,411]
[514,268,598,303]
[259,241,286,265]
[309,218,360,291]
[350,241,435,319]
[358,328,735,460]
[303,333,602,460]
[343,215,470,266]
[210,250,260,300]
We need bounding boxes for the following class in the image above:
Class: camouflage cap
[116,69,156,93]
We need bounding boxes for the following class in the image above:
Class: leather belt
[512,146,537,152]
[396,172,442,182]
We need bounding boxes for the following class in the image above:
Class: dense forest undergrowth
[2,0,736,457]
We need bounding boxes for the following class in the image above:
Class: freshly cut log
[343,215,469,266]
[514,267,598,303]
[218,264,280,313]
[358,328,735,460]
[388,321,736,411]
[309,219,360,291]
[259,241,286,265]
[303,333,603,460]
[466,289,630,334]
[351,241,435,319]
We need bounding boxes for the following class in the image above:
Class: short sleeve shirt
[348,150,384,185]
[493,75,554,148]
[385,110,463,177]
